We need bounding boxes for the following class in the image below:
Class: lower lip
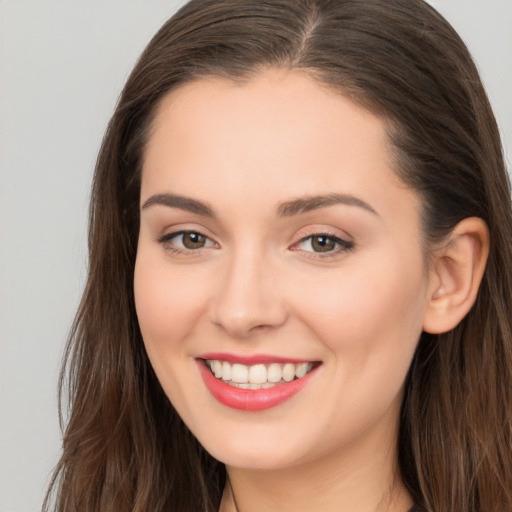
[198,361,319,411]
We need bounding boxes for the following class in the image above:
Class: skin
[134,69,437,512]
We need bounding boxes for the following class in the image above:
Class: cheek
[133,251,209,369]
[133,250,213,415]
[317,276,424,347]
[135,252,195,335]
[286,259,426,445]
[292,251,427,384]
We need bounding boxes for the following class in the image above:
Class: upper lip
[197,352,319,365]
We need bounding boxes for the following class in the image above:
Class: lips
[197,354,320,411]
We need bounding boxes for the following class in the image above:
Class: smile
[206,360,315,389]
[197,356,321,411]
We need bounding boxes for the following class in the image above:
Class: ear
[423,217,489,334]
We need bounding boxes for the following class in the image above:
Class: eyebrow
[277,193,378,217]
[141,192,378,218]
[142,193,215,217]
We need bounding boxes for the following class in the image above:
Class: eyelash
[157,230,354,258]
[292,233,355,259]
[157,230,217,254]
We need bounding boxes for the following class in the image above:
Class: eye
[295,234,354,255]
[158,230,216,251]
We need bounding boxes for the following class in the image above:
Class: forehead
[147,70,387,153]
[141,69,417,223]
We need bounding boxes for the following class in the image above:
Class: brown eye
[182,232,207,249]
[158,230,215,252]
[311,235,336,253]
[294,233,354,256]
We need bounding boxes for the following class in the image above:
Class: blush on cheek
[136,287,183,345]
[134,264,172,348]
[134,258,208,349]
[298,264,424,362]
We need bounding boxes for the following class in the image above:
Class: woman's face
[134,70,434,470]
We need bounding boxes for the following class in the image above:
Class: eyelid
[157,229,218,253]
[155,225,354,258]
[290,230,355,258]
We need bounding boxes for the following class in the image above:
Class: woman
[45,0,512,511]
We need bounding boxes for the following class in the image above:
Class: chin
[191,418,319,471]
[208,443,302,471]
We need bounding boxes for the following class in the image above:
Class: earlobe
[422,217,489,334]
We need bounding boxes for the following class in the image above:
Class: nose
[209,249,288,338]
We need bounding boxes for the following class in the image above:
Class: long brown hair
[45,1,512,511]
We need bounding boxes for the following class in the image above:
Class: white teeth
[211,360,222,378]
[267,363,282,383]
[231,363,249,384]
[222,361,231,381]
[231,382,273,390]
[295,362,309,378]
[248,364,267,384]
[282,363,295,382]
[206,359,315,387]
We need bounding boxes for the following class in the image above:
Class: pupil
[184,232,205,248]
[312,236,335,252]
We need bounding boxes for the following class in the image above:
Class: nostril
[210,299,288,338]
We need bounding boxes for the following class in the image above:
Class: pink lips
[197,354,319,411]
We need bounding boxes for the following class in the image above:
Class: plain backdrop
[0,1,510,511]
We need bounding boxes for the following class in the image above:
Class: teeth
[248,364,267,384]
[211,360,222,378]
[282,363,295,382]
[231,363,249,383]
[222,361,231,381]
[267,363,282,383]
[206,359,314,387]
[295,362,309,378]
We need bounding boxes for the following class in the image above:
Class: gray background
[0,1,510,511]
